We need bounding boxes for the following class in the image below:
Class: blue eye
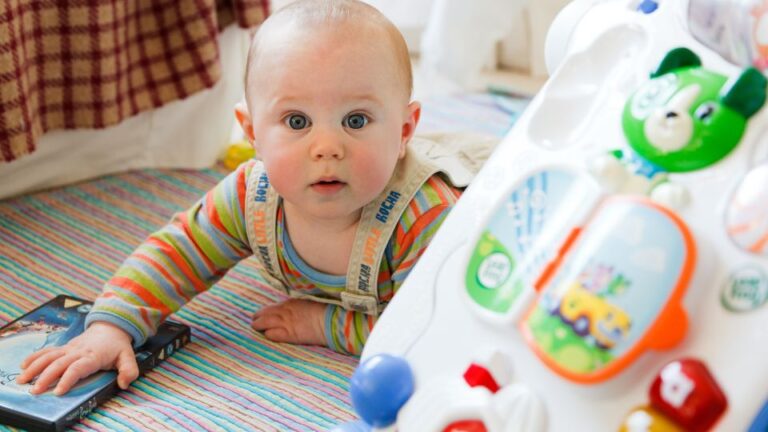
[343,113,369,129]
[285,114,310,130]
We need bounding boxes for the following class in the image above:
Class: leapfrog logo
[721,265,768,312]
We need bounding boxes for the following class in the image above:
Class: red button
[463,363,500,393]
[443,420,488,432]
[648,358,727,431]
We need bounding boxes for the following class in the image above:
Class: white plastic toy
[335,0,768,431]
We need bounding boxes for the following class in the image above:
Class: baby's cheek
[354,159,396,195]
[263,157,300,190]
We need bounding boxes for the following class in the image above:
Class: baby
[17,0,463,396]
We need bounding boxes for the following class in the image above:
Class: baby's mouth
[311,179,346,194]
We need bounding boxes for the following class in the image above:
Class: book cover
[0,295,190,432]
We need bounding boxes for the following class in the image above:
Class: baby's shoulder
[394,174,462,229]
[411,174,463,207]
[237,159,268,187]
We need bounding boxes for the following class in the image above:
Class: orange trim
[750,231,768,253]
[520,196,696,384]
[534,227,582,292]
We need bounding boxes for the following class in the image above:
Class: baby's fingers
[30,354,79,395]
[251,309,286,331]
[54,358,101,396]
[20,346,57,369]
[252,311,289,341]
[16,349,67,385]
[262,327,291,343]
[114,348,139,390]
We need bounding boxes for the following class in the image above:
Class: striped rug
[0,92,526,431]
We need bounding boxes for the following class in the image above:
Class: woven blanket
[0,92,525,431]
[0,0,268,163]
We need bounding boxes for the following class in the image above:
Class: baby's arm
[251,298,328,346]
[87,161,255,346]
[250,299,377,355]
[19,162,256,394]
[249,300,377,355]
[17,322,136,395]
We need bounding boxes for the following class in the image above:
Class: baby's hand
[251,299,327,346]
[17,321,138,396]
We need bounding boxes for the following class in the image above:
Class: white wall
[269,0,572,94]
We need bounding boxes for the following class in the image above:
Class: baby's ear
[400,101,421,158]
[234,102,256,143]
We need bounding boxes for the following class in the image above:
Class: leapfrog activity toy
[335,0,768,431]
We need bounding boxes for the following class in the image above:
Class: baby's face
[244,21,416,223]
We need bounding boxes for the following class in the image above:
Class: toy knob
[349,353,415,428]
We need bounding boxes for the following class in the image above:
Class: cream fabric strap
[342,146,441,314]
[245,170,291,292]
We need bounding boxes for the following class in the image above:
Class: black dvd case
[0,295,190,432]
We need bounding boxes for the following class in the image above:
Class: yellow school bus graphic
[552,282,632,350]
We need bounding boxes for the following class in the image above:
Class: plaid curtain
[0,0,268,163]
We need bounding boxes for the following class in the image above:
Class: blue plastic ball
[349,354,415,428]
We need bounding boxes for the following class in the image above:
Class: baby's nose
[310,131,345,160]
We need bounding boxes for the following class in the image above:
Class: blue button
[748,399,768,432]
[349,354,414,428]
[638,0,659,13]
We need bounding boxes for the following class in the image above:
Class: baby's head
[236,0,421,223]
[244,0,413,107]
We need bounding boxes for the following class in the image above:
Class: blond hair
[244,0,413,105]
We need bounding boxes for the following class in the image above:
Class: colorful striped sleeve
[86,161,256,346]
[324,174,462,355]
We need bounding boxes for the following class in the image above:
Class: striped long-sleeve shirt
[87,159,462,355]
